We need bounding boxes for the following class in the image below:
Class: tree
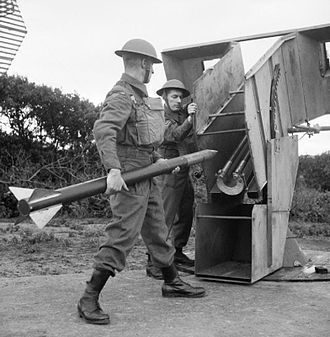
[0,75,107,218]
[298,152,330,191]
[0,74,99,150]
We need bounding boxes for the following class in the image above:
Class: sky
[7,0,330,155]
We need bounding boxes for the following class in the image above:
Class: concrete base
[1,265,329,337]
[264,250,330,281]
[282,233,309,267]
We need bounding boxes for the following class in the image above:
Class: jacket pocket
[135,98,165,146]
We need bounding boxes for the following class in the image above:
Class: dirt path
[0,220,196,278]
[1,220,329,278]
[1,269,329,337]
[0,220,329,336]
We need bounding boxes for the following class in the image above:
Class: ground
[0,218,329,278]
[1,218,330,337]
[0,218,198,278]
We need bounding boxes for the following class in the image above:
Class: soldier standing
[146,79,197,279]
[78,40,205,325]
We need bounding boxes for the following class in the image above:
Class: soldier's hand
[187,103,197,115]
[172,166,180,174]
[106,169,129,194]
[187,103,197,123]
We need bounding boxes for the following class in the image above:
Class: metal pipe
[234,152,250,176]
[288,125,330,133]
[218,136,248,178]
[199,128,246,136]
[229,90,244,95]
[208,111,245,118]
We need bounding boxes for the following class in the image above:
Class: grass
[289,220,330,237]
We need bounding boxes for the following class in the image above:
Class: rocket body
[10,150,217,228]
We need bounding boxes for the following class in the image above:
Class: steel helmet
[115,39,162,64]
[156,79,190,98]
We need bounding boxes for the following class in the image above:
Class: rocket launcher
[9,149,217,229]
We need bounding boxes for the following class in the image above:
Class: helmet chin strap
[143,66,151,83]
[163,93,169,106]
[142,58,153,83]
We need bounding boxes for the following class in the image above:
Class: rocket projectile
[9,149,217,228]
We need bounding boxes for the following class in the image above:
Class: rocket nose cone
[208,149,218,156]
[202,149,218,160]
[185,149,218,166]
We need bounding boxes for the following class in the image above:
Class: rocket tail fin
[9,187,35,201]
[9,187,62,228]
[30,204,62,229]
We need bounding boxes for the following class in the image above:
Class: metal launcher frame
[162,24,330,283]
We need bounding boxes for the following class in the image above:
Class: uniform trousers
[162,167,194,249]
[93,146,175,275]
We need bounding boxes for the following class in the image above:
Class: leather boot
[161,264,206,298]
[174,248,195,267]
[77,269,112,325]
[146,253,163,280]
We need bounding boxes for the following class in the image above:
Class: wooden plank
[250,206,289,282]
[281,37,307,125]
[161,54,186,84]
[266,136,299,272]
[245,34,295,80]
[219,84,245,114]
[297,33,329,121]
[181,58,205,94]
[198,261,251,281]
[244,79,267,191]
[161,42,231,95]
[247,35,306,140]
[299,24,330,42]
[252,59,273,141]
[271,212,292,268]
[162,23,330,55]
[162,41,230,61]
[190,44,245,194]
[195,204,237,273]
[195,202,253,283]
[251,205,269,283]
[193,43,245,133]
[266,143,273,267]
[268,136,299,211]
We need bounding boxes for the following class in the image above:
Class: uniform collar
[121,73,148,97]
[164,104,182,122]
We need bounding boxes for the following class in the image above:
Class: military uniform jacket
[93,73,164,171]
[161,104,194,159]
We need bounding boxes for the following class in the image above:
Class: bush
[291,185,330,223]
[289,220,330,237]
[0,142,111,219]
[298,152,330,192]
